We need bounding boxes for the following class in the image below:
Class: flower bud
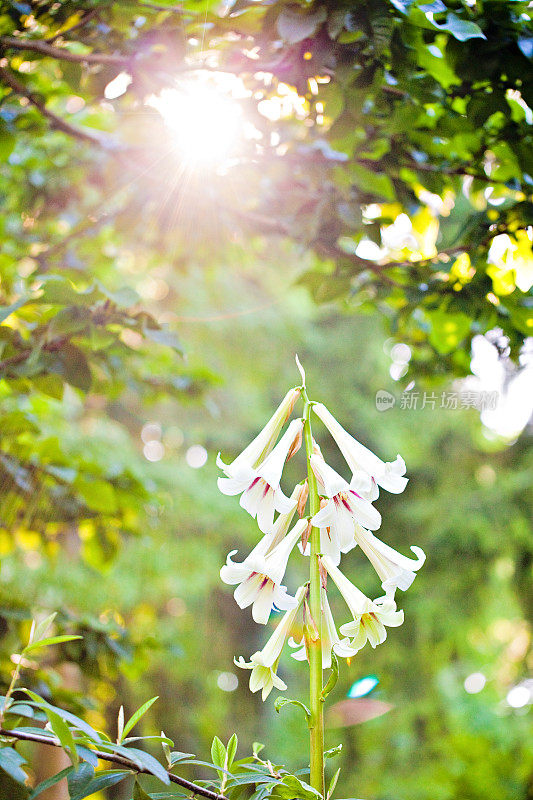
[296,480,309,517]
[286,425,303,461]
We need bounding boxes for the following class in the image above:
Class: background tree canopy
[0,1,531,799]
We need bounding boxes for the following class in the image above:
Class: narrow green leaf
[327,767,341,800]
[226,733,238,770]
[121,696,159,741]
[46,708,79,767]
[125,747,170,784]
[67,763,94,796]
[0,747,27,783]
[24,635,82,653]
[169,751,196,765]
[28,765,74,799]
[134,779,154,800]
[31,613,57,644]
[211,735,226,771]
[69,769,130,800]
[324,744,343,759]
[321,652,339,702]
[21,690,102,742]
[0,297,29,324]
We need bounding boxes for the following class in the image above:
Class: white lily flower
[310,454,382,552]
[217,387,300,477]
[235,585,306,700]
[322,556,404,653]
[218,418,304,533]
[290,587,356,668]
[312,403,408,495]
[353,524,426,597]
[220,518,308,624]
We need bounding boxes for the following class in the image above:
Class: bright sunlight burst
[148,78,245,166]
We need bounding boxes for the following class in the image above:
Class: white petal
[313,403,408,494]
[272,585,298,611]
[345,491,381,530]
[311,501,337,529]
[220,552,251,585]
[310,455,347,498]
[257,419,304,489]
[252,581,276,624]
[234,573,264,609]
[256,487,276,534]
[239,478,265,517]
[218,476,251,496]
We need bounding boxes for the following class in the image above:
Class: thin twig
[0,35,132,66]
[0,66,120,148]
[0,727,228,800]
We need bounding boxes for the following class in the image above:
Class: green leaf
[0,119,16,161]
[226,733,238,770]
[68,769,130,800]
[28,766,74,799]
[20,690,102,742]
[30,612,57,644]
[169,751,196,765]
[98,283,140,307]
[426,11,485,41]
[277,775,323,800]
[277,5,327,44]
[0,296,29,323]
[211,734,226,779]
[143,326,183,353]
[427,309,471,355]
[67,763,94,797]
[351,164,395,201]
[0,748,27,784]
[121,697,159,741]
[45,707,79,767]
[134,779,154,800]
[24,635,82,653]
[75,478,118,514]
[35,276,99,307]
[124,748,170,784]
[321,652,339,701]
[327,767,341,800]
[274,697,311,725]
[55,343,92,392]
[324,744,343,759]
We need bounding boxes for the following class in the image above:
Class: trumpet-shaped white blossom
[220,518,308,624]
[322,556,404,653]
[313,403,408,496]
[353,524,425,597]
[235,585,306,700]
[218,418,304,534]
[310,454,381,550]
[217,387,300,477]
[290,587,356,668]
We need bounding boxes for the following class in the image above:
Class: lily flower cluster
[217,387,425,700]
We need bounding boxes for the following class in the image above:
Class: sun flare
[148,80,244,166]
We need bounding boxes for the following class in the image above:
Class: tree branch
[0,66,120,149]
[0,337,69,373]
[0,727,228,800]
[0,35,132,66]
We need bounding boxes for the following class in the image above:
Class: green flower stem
[302,389,325,797]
